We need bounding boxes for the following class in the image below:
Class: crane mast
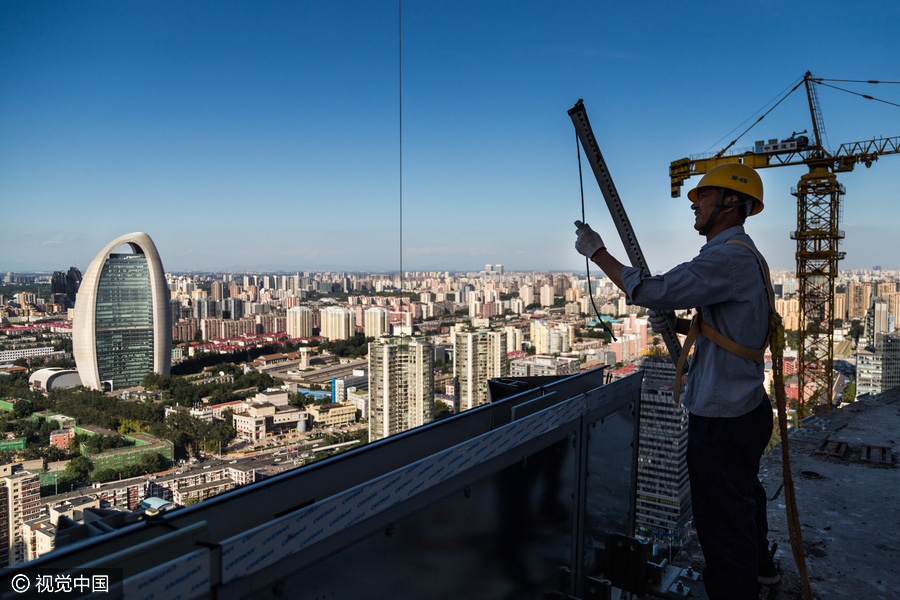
[669,72,899,419]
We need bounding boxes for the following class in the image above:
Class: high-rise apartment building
[287,306,313,338]
[0,465,41,566]
[73,232,172,391]
[633,354,691,545]
[848,282,872,321]
[368,337,434,441]
[520,284,534,308]
[453,328,507,412]
[364,307,390,339]
[320,307,354,340]
[540,284,555,307]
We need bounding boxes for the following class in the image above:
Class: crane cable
[702,75,804,155]
[714,78,806,158]
[812,80,900,109]
[575,131,616,342]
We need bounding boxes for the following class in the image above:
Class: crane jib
[568,100,683,365]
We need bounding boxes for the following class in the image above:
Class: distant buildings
[453,327,507,412]
[50,266,82,307]
[368,337,434,441]
[509,354,580,377]
[73,232,172,390]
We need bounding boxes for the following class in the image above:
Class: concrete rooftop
[677,388,900,599]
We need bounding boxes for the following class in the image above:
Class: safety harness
[672,239,814,600]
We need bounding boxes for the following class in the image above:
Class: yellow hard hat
[687,162,764,216]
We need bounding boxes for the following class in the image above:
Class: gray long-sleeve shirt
[621,225,769,417]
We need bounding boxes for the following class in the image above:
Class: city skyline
[3,2,899,273]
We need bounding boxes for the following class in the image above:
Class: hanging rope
[576,131,616,342]
[769,311,814,600]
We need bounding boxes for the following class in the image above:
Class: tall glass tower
[73,233,171,391]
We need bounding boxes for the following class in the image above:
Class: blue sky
[2,1,898,273]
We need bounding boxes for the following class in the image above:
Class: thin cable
[702,76,804,155]
[398,0,403,291]
[714,78,806,158]
[816,78,900,84]
[814,81,900,109]
[576,131,616,342]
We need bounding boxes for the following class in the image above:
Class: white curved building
[73,232,172,390]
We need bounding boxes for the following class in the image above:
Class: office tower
[51,266,82,307]
[211,282,225,301]
[634,354,691,545]
[170,298,184,323]
[368,337,434,441]
[0,466,41,566]
[364,307,390,339]
[856,333,900,397]
[865,297,891,346]
[193,298,219,320]
[73,232,172,391]
[453,328,507,412]
[320,307,354,341]
[224,297,245,320]
[287,306,313,338]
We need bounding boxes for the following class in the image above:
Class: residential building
[364,307,390,339]
[453,328,507,412]
[320,307,354,341]
[368,337,434,441]
[307,402,358,429]
[0,465,41,566]
[287,306,313,338]
[72,232,172,390]
[510,354,580,377]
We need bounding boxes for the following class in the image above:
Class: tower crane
[669,72,900,418]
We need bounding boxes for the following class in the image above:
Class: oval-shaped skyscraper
[73,232,172,391]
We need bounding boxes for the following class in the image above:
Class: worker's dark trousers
[687,396,774,600]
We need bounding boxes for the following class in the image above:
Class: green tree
[435,403,453,421]
[64,455,94,482]
[13,399,33,418]
[91,468,120,483]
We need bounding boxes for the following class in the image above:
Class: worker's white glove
[648,310,677,334]
[574,220,605,259]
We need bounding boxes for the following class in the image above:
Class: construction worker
[574,163,779,600]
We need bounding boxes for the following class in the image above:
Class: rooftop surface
[678,389,900,599]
